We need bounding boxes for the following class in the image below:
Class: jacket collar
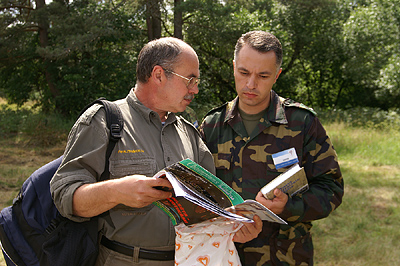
[224,90,288,125]
[127,87,177,125]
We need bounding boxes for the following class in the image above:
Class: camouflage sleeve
[280,116,344,223]
[198,120,206,142]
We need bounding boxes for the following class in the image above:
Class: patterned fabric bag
[175,217,243,266]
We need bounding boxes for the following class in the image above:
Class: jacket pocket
[109,157,157,177]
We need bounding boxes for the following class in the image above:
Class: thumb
[273,188,288,204]
[274,188,282,197]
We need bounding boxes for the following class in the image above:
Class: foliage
[0,0,145,117]
[342,0,400,109]
[0,103,73,146]
[0,0,399,118]
[317,107,400,131]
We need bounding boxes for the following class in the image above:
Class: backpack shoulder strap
[79,97,124,181]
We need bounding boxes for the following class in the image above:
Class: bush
[317,107,400,131]
[0,103,73,147]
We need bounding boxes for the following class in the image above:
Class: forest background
[1,0,399,118]
[1,0,400,265]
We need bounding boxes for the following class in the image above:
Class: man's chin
[174,105,188,113]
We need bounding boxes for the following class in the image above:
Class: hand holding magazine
[153,159,287,226]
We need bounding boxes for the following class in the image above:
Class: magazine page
[166,159,244,208]
[156,170,252,225]
[227,200,287,224]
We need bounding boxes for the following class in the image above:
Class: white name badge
[272,147,299,169]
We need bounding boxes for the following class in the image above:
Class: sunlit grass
[325,122,400,166]
[313,122,400,266]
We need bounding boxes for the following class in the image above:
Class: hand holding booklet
[261,163,309,200]
[153,159,287,226]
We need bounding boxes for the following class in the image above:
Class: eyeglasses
[164,69,200,89]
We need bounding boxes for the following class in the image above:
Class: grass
[1,101,400,266]
[312,122,400,266]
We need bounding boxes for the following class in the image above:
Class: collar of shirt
[127,88,177,125]
[224,90,288,125]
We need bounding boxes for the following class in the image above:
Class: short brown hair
[136,37,187,83]
[234,31,283,69]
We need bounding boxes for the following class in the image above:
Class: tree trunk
[146,0,161,40]
[174,0,183,39]
[35,0,59,98]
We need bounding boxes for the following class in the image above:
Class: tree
[342,0,400,109]
[146,0,162,40]
[173,0,183,39]
[0,0,145,116]
[1,0,399,118]
[272,0,348,108]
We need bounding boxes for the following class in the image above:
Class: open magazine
[153,159,287,226]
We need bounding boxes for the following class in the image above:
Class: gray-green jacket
[51,89,215,256]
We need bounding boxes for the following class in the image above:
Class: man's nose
[188,84,199,94]
[246,75,257,89]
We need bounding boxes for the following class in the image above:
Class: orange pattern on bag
[197,255,210,266]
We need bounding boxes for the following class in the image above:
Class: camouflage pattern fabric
[199,90,344,266]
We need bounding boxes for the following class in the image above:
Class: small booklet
[153,159,287,226]
[261,163,309,200]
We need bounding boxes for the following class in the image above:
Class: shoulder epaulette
[282,98,317,116]
[203,102,228,118]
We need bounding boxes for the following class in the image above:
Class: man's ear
[274,68,282,83]
[151,65,164,84]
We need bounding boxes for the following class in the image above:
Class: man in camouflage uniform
[199,31,344,266]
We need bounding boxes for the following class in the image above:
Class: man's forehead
[176,50,200,75]
[235,48,277,71]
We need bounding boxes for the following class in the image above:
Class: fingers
[256,189,288,215]
[256,191,268,204]
[273,188,286,199]
[115,175,173,208]
[152,176,174,192]
[233,215,263,243]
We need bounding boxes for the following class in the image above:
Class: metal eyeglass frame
[163,69,200,89]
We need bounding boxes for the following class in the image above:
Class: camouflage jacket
[199,91,344,266]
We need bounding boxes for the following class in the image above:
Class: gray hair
[136,37,188,83]
[234,31,283,69]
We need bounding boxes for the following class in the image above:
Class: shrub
[316,107,400,131]
[0,103,73,147]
